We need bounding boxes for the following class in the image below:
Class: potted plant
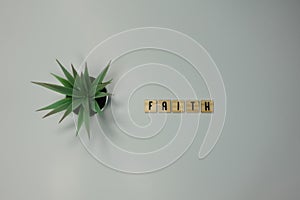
[32,60,112,138]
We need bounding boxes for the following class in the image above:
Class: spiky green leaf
[72,72,85,97]
[32,81,73,96]
[58,103,73,123]
[71,64,78,77]
[76,107,84,135]
[42,101,71,118]
[82,98,90,138]
[90,61,111,96]
[56,59,74,84]
[83,63,92,89]
[94,92,111,99]
[36,98,71,111]
[90,103,96,113]
[96,79,112,93]
[79,72,88,94]
[51,73,73,88]
[94,101,102,113]
[90,98,97,113]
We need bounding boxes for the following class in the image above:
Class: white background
[1,0,300,199]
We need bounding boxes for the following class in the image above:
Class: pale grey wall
[1,0,300,199]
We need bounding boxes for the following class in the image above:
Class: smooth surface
[1,0,300,199]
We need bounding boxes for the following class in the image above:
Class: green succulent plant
[32,60,112,137]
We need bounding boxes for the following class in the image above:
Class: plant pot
[71,76,109,116]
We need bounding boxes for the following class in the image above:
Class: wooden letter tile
[186,100,200,112]
[171,100,185,113]
[144,100,157,113]
[201,100,214,113]
[158,100,171,113]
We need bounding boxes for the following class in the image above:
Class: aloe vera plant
[32,60,112,137]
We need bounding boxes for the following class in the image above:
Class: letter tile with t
[186,100,200,112]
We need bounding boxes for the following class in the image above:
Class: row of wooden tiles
[144,100,214,113]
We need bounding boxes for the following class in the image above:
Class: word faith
[144,100,214,113]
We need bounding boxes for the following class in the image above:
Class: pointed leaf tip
[56,59,74,84]
[31,82,73,96]
[71,64,78,77]
[58,104,72,123]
